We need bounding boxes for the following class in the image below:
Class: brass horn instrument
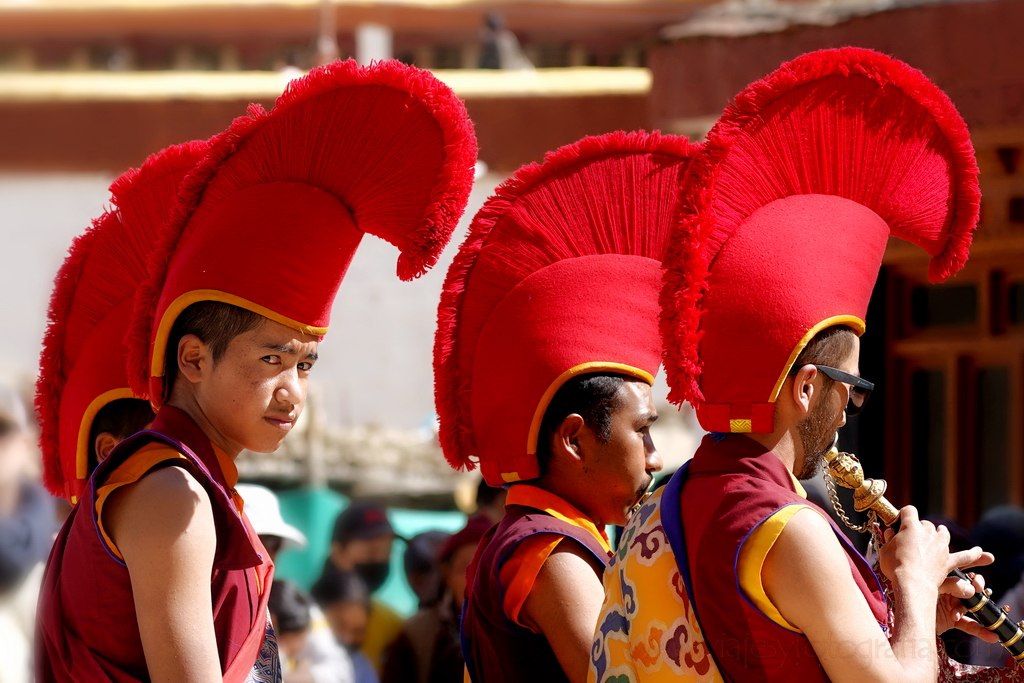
[823,443,1024,667]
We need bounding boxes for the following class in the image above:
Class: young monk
[433,130,696,682]
[36,59,476,683]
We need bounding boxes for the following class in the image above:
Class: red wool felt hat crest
[129,59,478,406]
[435,131,698,485]
[36,141,208,503]
[660,47,981,434]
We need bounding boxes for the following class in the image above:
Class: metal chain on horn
[823,468,874,534]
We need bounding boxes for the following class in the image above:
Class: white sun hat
[236,483,308,551]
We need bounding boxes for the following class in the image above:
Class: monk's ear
[550,413,585,466]
[177,334,210,384]
[94,432,119,463]
[788,364,819,417]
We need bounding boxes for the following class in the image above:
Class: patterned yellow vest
[589,481,723,683]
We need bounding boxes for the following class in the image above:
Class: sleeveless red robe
[36,406,274,682]
[680,434,888,682]
[462,504,613,683]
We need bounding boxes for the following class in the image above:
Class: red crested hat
[36,141,208,503]
[435,131,698,486]
[660,48,981,434]
[129,59,478,406]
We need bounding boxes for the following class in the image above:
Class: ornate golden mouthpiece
[823,444,899,527]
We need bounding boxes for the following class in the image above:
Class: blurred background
[0,0,1021,641]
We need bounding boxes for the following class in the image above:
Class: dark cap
[439,515,493,564]
[404,530,451,575]
[332,501,394,545]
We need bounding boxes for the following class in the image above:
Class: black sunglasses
[791,364,875,416]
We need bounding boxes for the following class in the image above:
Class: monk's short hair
[535,373,628,474]
[794,325,857,369]
[87,397,155,466]
[163,301,264,392]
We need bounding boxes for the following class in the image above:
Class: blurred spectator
[0,384,54,683]
[926,515,971,553]
[474,479,506,527]
[238,483,310,559]
[312,569,379,683]
[478,11,533,71]
[380,516,490,683]
[322,501,403,674]
[238,483,354,683]
[967,505,1024,667]
[269,580,315,681]
[404,531,450,610]
[968,506,1024,600]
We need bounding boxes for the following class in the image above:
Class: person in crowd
[968,506,1024,667]
[477,11,533,71]
[433,130,696,681]
[404,530,451,610]
[593,48,1004,682]
[969,506,1024,605]
[971,568,1024,668]
[0,384,54,683]
[320,501,405,674]
[236,483,309,562]
[473,479,506,527]
[269,580,316,681]
[36,59,476,682]
[238,483,355,683]
[382,516,491,683]
[312,569,380,683]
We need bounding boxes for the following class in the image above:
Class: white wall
[0,173,113,384]
[315,175,498,432]
[0,170,498,433]
[0,170,699,470]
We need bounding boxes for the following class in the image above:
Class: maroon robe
[36,406,273,682]
[461,504,612,683]
[680,434,888,682]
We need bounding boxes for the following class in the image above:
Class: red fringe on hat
[35,140,207,498]
[435,130,695,471]
[660,47,981,407]
[35,213,111,496]
[109,140,210,222]
[128,59,477,399]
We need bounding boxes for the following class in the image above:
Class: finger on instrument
[898,505,920,527]
[952,613,1002,644]
[939,574,975,598]
[949,547,995,571]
